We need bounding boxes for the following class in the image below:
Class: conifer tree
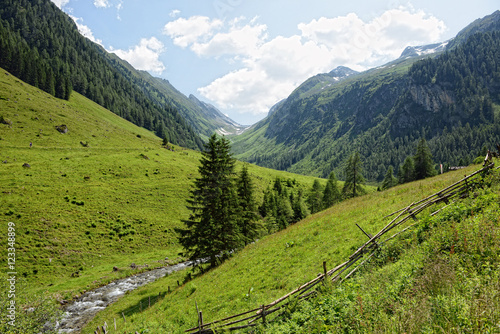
[307,179,323,214]
[399,157,415,184]
[176,134,242,267]
[381,166,398,190]
[276,192,294,230]
[342,152,366,198]
[292,190,310,222]
[236,165,260,245]
[322,171,341,209]
[413,137,436,180]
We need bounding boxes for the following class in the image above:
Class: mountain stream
[56,261,193,333]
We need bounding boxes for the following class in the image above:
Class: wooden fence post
[195,301,201,333]
[261,305,266,324]
[322,261,327,284]
[114,318,116,330]
[122,312,126,322]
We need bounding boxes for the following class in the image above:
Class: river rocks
[57,261,192,333]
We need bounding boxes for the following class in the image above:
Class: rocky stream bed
[56,261,192,333]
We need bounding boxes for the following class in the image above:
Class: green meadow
[0,68,324,299]
[1,68,498,333]
[82,163,499,333]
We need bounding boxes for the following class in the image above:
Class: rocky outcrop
[408,84,455,113]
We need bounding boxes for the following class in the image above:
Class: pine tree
[307,179,323,214]
[176,134,242,267]
[292,190,310,222]
[413,138,436,180]
[322,171,341,209]
[236,165,260,245]
[342,152,366,198]
[276,194,294,230]
[399,157,415,184]
[381,166,398,190]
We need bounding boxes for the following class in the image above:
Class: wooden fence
[185,161,497,334]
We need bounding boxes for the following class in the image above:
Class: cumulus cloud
[70,16,104,46]
[111,37,166,74]
[51,0,69,9]
[163,16,223,48]
[191,18,267,58]
[166,7,446,119]
[299,6,446,68]
[93,0,110,8]
[169,9,181,18]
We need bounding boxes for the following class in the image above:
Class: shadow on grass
[119,291,169,317]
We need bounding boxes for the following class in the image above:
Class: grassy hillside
[82,161,499,333]
[0,68,324,300]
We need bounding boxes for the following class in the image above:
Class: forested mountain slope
[0,0,204,149]
[0,65,322,300]
[232,11,500,181]
[133,71,245,139]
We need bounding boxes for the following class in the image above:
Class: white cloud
[298,6,446,68]
[111,37,166,74]
[169,9,181,18]
[116,1,123,20]
[168,7,446,119]
[191,18,267,57]
[70,16,104,46]
[163,16,223,48]
[51,0,69,9]
[94,0,110,8]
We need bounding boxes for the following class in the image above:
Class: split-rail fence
[185,159,497,334]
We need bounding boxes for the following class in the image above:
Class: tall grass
[0,68,324,300]
[82,163,493,333]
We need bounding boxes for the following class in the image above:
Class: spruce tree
[399,157,415,184]
[322,171,341,209]
[413,137,436,180]
[307,179,323,214]
[381,166,398,190]
[292,190,310,222]
[236,165,260,245]
[176,134,242,267]
[342,152,366,198]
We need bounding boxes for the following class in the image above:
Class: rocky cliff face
[408,84,455,113]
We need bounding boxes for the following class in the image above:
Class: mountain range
[1,1,499,181]
[232,10,500,180]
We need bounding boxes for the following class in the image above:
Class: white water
[57,261,192,333]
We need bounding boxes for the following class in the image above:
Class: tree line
[178,132,486,269]
[177,136,373,268]
[0,0,204,150]
[240,31,500,182]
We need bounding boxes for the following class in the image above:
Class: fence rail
[185,161,496,333]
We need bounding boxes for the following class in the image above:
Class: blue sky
[51,0,499,125]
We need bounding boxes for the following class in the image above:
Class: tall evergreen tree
[399,157,415,184]
[322,171,341,209]
[276,193,294,230]
[176,134,241,267]
[236,165,260,245]
[307,179,323,214]
[342,152,366,198]
[292,190,310,222]
[413,137,436,180]
[381,166,398,190]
